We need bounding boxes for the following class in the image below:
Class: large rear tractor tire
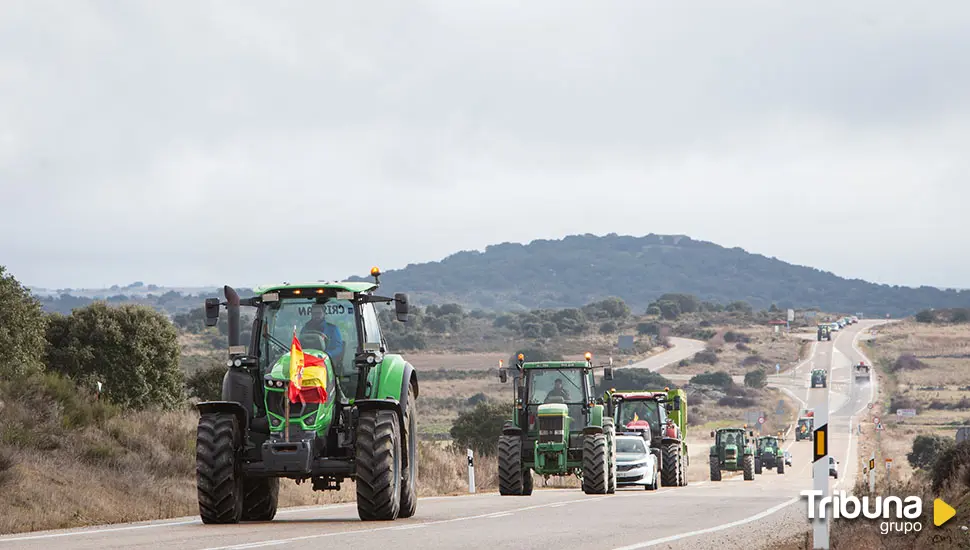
[582,433,608,494]
[522,468,534,495]
[709,455,721,481]
[355,409,402,521]
[661,442,681,487]
[398,385,418,518]
[604,421,617,494]
[241,477,279,521]
[743,454,755,481]
[778,458,785,474]
[498,434,524,495]
[678,446,688,486]
[197,413,244,524]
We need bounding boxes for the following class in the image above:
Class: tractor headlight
[276,380,285,388]
[227,360,234,368]
[233,358,242,367]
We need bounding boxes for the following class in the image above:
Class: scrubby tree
[908,434,954,471]
[689,371,734,390]
[449,401,513,456]
[185,362,226,401]
[744,368,767,389]
[0,266,48,377]
[915,309,935,323]
[44,302,184,410]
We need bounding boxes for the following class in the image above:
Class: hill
[341,233,970,316]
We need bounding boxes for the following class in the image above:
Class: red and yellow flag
[288,331,328,404]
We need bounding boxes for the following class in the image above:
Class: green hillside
[341,233,970,317]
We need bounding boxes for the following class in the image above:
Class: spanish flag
[288,330,328,404]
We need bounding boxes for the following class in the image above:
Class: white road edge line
[610,497,800,549]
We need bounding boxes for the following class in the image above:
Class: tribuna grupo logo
[801,490,923,534]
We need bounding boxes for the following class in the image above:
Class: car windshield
[616,438,646,454]
[259,297,358,386]
[528,368,585,404]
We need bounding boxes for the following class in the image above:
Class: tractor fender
[582,425,604,436]
[588,403,604,428]
[196,400,249,436]
[661,436,682,447]
[709,444,717,457]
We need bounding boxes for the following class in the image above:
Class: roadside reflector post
[812,378,830,549]
[467,448,475,493]
[869,453,876,492]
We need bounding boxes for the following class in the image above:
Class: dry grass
[664,326,805,376]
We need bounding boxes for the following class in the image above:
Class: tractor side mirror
[604,366,614,381]
[499,369,508,383]
[673,395,682,411]
[394,293,410,322]
[749,431,754,437]
[710,430,715,438]
[204,298,220,327]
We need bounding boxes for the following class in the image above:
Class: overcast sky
[2,1,969,290]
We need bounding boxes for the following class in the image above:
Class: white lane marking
[199,496,611,550]
[610,497,800,549]
[390,524,427,530]
[0,520,201,543]
[486,513,512,519]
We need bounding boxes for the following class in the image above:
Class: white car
[615,435,659,490]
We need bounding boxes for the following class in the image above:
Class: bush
[449,401,513,456]
[744,368,767,389]
[44,302,185,410]
[598,368,674,394]
[0,266,48,378]
[599,321,618,334]
[185,362,226,401]
[693,350,718,365]
[908,434,954,471]
[892,354,927,372]
[689,371,734,390]
[637,322,660,336]
[718,396,757,408]
[915,310,935,323]
[723,331,739,343]
[932,439,970,492]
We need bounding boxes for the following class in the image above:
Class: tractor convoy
[193,270,868,519]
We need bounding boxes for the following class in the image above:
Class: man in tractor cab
[301,303,346,370]
[545,378,572,402]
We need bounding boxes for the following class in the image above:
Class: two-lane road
[0,322,883,550]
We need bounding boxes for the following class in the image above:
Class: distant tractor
[817,324,832,341]
[811,368,827,388]
[796,410,814,441]
[709,427,756,481]
[854,362,871,381]
[496,353,617,495]
[606,388,689,487]
[754,435,785,474]
[194,268,419,523]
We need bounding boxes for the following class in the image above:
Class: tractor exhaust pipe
[225,285,240,349]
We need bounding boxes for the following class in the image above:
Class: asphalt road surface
[0,321,883,550]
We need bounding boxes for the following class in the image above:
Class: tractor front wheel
[604,421,616,494]
[582,433,608,494]
[661,442,681,487]
[522,468,534,495]
[709,455,721,481]
[355,409,402,521]
[196,413,244,524]
[778,458,785,474]
[755,456,762,475]
[498,434,524,495]
[743,455,755,481]
[398,385,418,518]
[241,477,279,521]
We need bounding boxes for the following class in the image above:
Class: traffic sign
[876,423,884,431]
[872,416,879,425]
[758,416,765,425]
[886,458,892,469]
[867,402,874,409]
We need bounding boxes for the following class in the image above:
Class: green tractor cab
[817,324,832,341]
[754,435,785,474]
[195,267,419,523]
[606,388,689,487]
[709,426,756,481]
[497,353,617,495]
[795,410,814,441]
[810,368,827,388]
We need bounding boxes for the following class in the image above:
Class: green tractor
[795,410,814,441]
[709,426,756,481]
[606,388,689,487]
[754,435,785,474]
[496,352,617,495]
[195,267,420,523]
[811,368,827,388]
[817,324,832,341]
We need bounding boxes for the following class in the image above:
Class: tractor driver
[301,303,346,370]
[545,378,571,402]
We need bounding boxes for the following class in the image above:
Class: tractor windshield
[258,297,359,394]
[527,368,585,405]
[718,431,742,447]
[617,399,661,436]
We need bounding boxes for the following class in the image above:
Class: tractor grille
[266,389,318,423]
[538,416,564,444]
[726,448,737,458]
